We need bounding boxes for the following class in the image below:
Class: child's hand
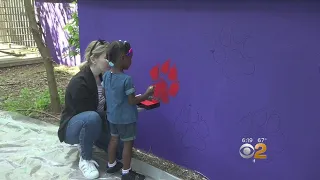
[145,85,154,96]
[129,87,154,105]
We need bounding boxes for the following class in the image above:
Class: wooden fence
[0,0,36,47]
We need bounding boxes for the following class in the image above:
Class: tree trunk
[24,0,61,113]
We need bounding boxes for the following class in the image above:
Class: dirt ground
[0,63,207,180]
[0,63,74,124]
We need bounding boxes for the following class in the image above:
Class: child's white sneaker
[79,157,99,179]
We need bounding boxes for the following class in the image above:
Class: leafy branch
[64,0,79,57]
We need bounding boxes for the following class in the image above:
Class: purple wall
[78,1,320,179]
[36,0,80,66]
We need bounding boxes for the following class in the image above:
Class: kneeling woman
[58,40,123,179]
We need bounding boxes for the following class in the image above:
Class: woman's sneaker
[77,144,81,156]
[79,157,99,179]
[121,170,146,180]
[106,161,123,173]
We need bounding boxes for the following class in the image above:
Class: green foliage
[2,88,65,116]
[64,0,80,57]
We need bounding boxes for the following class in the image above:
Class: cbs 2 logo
[239,143,267,159]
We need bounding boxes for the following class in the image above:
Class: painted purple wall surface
[36,0,81,66]
[78,1,320,180]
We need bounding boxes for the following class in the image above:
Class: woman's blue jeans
[64,111,123,160]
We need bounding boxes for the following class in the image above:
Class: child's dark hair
[106,40,131,65]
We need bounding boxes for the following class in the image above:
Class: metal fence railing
[0,0,36,47]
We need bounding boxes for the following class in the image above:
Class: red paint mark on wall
[168,64,178,81]
[150,65,159,81]
[149,59,179,104]
[161,59,170,74]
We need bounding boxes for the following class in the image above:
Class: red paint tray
[138,99,160,110]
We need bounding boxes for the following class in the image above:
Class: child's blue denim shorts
[109,122,136,141]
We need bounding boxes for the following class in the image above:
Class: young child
[103,40,154,180]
